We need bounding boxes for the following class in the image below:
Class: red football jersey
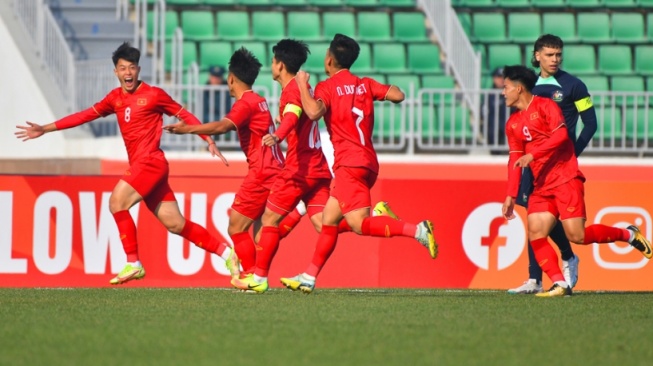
[313,70,391,173]
[506,96,584,192]
[275,78,331,179]
[225,90,284,186]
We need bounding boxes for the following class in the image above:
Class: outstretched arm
[15,122,57,141]
[15,106,101,141]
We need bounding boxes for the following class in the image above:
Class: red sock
[305,225,339,277]
[254,226,280,277]
[180,221,228,256]
[230,231,256,274]
[360,216,415,238]
[113,210,139,262]
[583,224,630,244]
[530,237,564,283]
[338,219,352,233]
[279,208,303,239]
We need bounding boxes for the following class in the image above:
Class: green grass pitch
[1,288,652,366]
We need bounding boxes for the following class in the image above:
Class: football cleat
[110,263,145,285]
[562,255,579,288]
[535,283,572,298]
[225,248,240,279]
[231,274,268,294]
[507,279,543,294]
[416,220,438,259]
[627,225,652,259]
[373,201,399,220]
[280,274,315,294]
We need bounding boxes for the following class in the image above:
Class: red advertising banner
[0,174,651,290]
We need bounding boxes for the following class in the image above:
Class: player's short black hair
[112,42,140,66]
[328,34,360,69]
[229,47,262,86]
[503,65,538,92]
[272,39,309,74]
[531,34,564,68]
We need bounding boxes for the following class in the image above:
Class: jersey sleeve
[92,93,116,117]
[224,99,251,129]
[275,89,302,142]
[313,81,331,109]
[154,87,185,117]
[365,77,392,101]
[505,116,523,198]
[570,80,593,113]
[54,93,112,130]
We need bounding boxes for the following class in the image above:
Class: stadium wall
[1,158,652,291]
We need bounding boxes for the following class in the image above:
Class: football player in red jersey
[15,42,234,285]
[501,65,652,297]
[277,34,438,294]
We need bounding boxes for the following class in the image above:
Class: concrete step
[66,20,134,38]
[50,3,117,22]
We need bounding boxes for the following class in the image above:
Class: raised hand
[15,121,45,141]
[163,121,189,134]
[296,71,310,85]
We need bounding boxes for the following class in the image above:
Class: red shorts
[528,178,586,220]
[331,166,377,215]
[122,156,176,212]
[232,178,270,221]
[267,173,330,216]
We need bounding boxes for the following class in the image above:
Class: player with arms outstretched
[501,65,651,297]
[15,42,233,284]
[279,34,438,294]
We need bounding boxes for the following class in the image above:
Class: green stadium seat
[563,45,596,75]
[472,13,506,43]
[508,13,541,43]
[582,75,609,105]
[168,0,202,4]
[458,13,473,41]
[598,45,632,75]
[304,42,329,73]
[567,0,601,6]
[625,108,653,139]
[199,41,233,71]
[577,13,611,43]
[423,105,472,139]
[635,46,653,76]
[611,76,644,106]
[487,44,522,72]
[393,13,428,42]
[374,104,405,140]
[542,13,577,42]
[597,107,624,140]
[603,0,637,6]
[612,13,645,43]
[252,72,279,97]
[497,0,530,7]
[288,12,322,41]
[531,0,565,6]
[359,73,387,84]
[421,75,455,104]
[379,0,415,6]
[358,12,392,42]
[647,76,653,92]
[239,0,273,4]
[274,0,307,5]
[647,14,653,40]
[147,11,178,41]
[216,11,250,41]
[323,12,356,39]
[350,42,373,73]
[204,0,238,4]
[473,43,487,72]
[463,0,494,6]
[252,12,285,42]
[407,43,442,74]
[181,11,215,41]
[165,41,197,71]
[344,0,378,6]
[373,44,407,73]
[235,41,269,71]
[641,0,653,7]
[387,74,421,94]
[308,0,343,5]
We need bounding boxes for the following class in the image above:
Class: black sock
[550,220,574,261]
[527,243,542,282]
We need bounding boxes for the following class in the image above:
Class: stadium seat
[165,41,197,71]
[235,41,269,71]
[603,0,637,6]
[379,0,415,7]
[567,0,601,7]
[508,13,542,43]
[204,0,238,4]
[424,105,472,139]
[407,43,442,74]
[577,13,611,43]
[612,13,645,43]
[625,108,653,139]
[358,12,392,42]
[635,46,653,75]
[487,44,522,73]
[393,13,428,42]
[168,0,202,4]
[239,0,273,4]
[542,13,577,42]
[597,107,624,140]
[581,75,609,105]
[252,12,285,41]
[216,11,250,41]
[344,0,379,6]
[648,14,653,40]
[598,45,632,75]
[531,0,565,6]
[421,75,455,104]
[374,104,405,140]
[458,13,473,41]
[147,11,178,41]
[199,41,233,71]
[611,76,644,106]
[387,74,421,94]
[274,0,307,5]
[288,12,322,41]
[563,45,596,75]
[359,73,387,84]
[473,43,488,72]
[323,12,356,39]
[463,0,494,6]
[181,11,215,41]
[252,72,279,97]
[472,13,507,43]
[308,0,343,5]
[641,0,653,7]
[496,0,530,7]
[349,42,373,73]
[373,44,407,73]
[304,42,329,73]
